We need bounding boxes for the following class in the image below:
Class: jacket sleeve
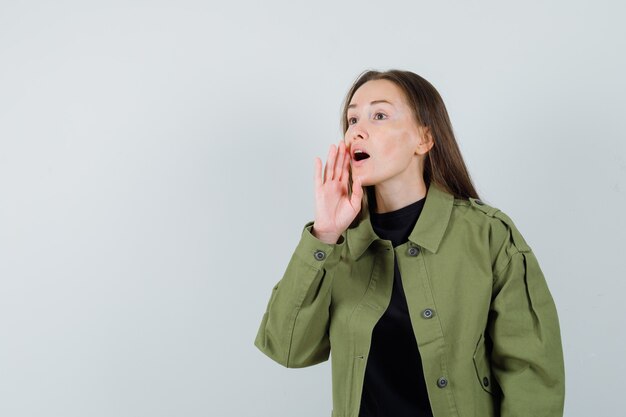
[487,213,565,416]
[254,220,346,368]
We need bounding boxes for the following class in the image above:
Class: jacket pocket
[473,333,495,395]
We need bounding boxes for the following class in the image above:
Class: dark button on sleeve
[483,377,490,387]
[313,250,326,261]
[407,246,420,256]
[437,377,448,388]
[421,308,434,319]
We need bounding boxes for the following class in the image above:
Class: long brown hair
[341,69,480,226]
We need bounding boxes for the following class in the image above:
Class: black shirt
[358,196,434,417]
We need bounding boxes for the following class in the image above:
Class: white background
[1,0,624,416]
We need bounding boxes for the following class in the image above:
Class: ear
[415,126,434,156]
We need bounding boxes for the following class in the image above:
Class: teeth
[353,149,370,161]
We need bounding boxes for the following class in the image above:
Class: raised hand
[312,141,363,244]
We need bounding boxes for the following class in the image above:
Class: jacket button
[437,377,448,388]
[475,199,484,205]
[313,250,326,261]
[483,377,490,387]
[407,246,420,256]
[421,308,434,319]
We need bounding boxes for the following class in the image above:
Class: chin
[356,178,373,188]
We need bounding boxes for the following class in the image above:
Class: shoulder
[453,196,532,255]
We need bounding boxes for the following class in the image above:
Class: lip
[350,145,370,167]
[351,154,370,167]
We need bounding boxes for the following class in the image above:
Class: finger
[326,144,337,182]
[336,141,346,182]
[314,157,322,190]
[340,145,350,186]
[350,176,364,208]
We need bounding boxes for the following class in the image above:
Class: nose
[346,123,368,147]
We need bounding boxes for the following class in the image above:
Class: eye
[347,113,387,125]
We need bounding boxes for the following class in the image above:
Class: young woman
[254,69,565,417]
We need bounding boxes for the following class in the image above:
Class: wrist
[311,226,340,244]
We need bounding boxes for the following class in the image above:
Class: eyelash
[347,112,388,125]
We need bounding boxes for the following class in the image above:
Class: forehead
[349,79,408,107]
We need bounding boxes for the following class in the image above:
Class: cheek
[343,131,355,148]
[380,128,415,158]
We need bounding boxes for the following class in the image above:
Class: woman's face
[344,79,430,188]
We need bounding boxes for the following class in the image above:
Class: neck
[373,176,428,214]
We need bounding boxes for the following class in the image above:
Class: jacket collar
[347,181,454,260]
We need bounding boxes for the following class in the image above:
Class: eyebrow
[347,100,395,109]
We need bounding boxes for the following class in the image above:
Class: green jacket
[254,181,565,417]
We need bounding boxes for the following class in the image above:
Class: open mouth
[353,151,370,161]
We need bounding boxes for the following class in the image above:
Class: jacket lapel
[347,181,454,259]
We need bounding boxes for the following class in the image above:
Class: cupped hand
[312,141,363,244]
